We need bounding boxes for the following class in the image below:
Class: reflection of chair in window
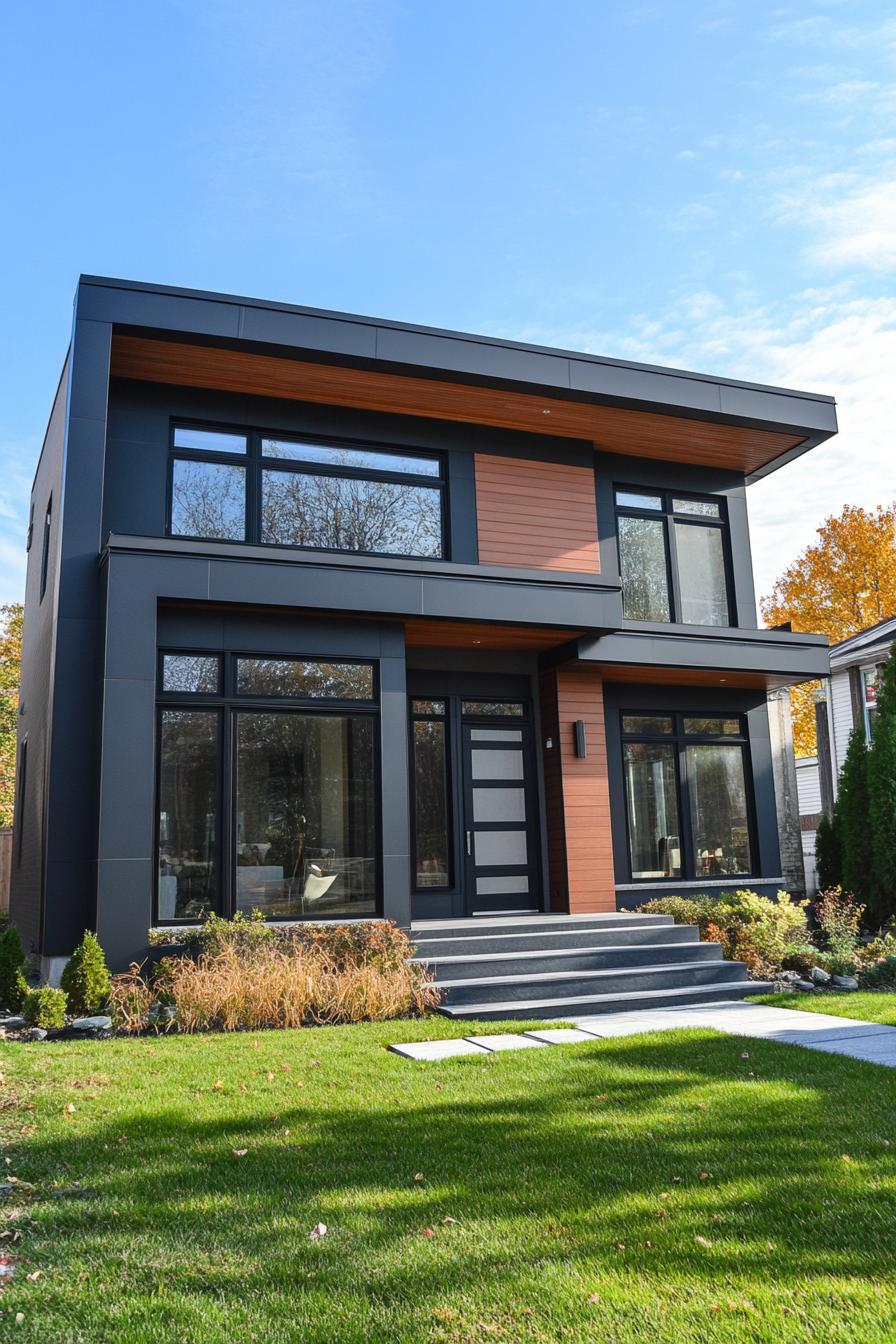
[301,862,339,911]
[658,834,680,877]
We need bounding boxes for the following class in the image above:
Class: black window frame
[167,419,448,561]
[619,710,756,883]
[39,496,52,602]
[614,486,735,627]
[154,648,381,925]
[410,698,453,894]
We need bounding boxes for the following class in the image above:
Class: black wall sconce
[574,719,587,758]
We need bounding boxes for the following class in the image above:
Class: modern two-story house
[11,277,834,981]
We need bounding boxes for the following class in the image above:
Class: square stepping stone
[465,1033,547,1051]
[388,1038,489,1061]
[523,1028,596,1045]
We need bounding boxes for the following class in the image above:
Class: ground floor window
[157,653,378,923]
[621,712,753,882]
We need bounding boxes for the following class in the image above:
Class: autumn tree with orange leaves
[761,503,896,755]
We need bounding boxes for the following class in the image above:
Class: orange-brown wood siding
[111,335,804,475]
[474,454,600,572]
[544,668,617,913]
[553,669,617,913]
[539,670,568,911]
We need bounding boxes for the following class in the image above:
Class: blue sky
[1,0,894,607]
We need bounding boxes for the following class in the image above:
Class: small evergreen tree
[815,813,842,891]
[60,931,112,1016]
[0,921,27,1012]
[834,727,873,910]
[868,643,896,926]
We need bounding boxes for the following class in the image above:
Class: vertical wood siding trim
[555,668,617,913]
[474,454,600,572]
[538,669,568,910]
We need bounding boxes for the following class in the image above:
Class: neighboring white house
[796,615,895,893]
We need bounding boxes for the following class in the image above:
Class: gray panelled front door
[461,719,541,915]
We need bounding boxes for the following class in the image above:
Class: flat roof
[75,275,839,479]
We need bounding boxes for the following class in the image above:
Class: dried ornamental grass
[111,922,439,1033]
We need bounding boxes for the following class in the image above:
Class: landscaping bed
[1,1020,896,1342]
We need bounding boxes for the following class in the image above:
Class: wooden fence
[0,828,11,913]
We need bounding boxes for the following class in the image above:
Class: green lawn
[750,991,896,1024]
[2,1017,895,1343]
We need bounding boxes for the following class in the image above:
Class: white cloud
[798,175,896,270]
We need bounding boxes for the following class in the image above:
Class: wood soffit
[110,334,805,475]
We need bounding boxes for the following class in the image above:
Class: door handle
[466,830,472,856]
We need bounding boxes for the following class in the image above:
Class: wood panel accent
[539,671,568,911]
[596,664,769,689]
[111,335,805,475]
[474,454,600,572]
[540,668,617,913]
[404,619,580,651]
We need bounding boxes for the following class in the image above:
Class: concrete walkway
[388,1000,896,1067]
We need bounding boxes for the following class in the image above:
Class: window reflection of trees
[262,469,442,558]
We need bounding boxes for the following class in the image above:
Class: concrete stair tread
[438,980,773,1018]
[435,959,743,989]
[411,913,673,933]
[412,925,692,951]
[412,941,719,967]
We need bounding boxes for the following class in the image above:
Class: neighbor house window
[411,699,451,889]
[168,423,446,559]
[621,713,753,881]
[156,651,378,923]
[863,667,879,741]
[615,489,732,626]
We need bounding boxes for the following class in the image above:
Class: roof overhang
[77,275,838,480]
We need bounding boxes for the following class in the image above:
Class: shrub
[638,889,809,977]
[60,931,112,1016]
[835,729,873,909]
[813,887,864,960]
[0,921,27,1012]
[23,985,67,1029]
[815,814,842,891]
[860,955,896,991]
[868,644,896,925]
[121,919,437,1033]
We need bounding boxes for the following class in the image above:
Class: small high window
[615,489,732,626]
[39,498,52,601]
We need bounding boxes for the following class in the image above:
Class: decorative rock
[774,970,802,985]
[28,1027,47,1040]
[148,1004,176,1023]
[69,1016,112,1031]
[831,975,859,990]
[810,967,831,985]
[0,1016,26,1030]
[793,979,816,992]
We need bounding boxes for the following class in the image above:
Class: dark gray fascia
[102,534,623,633]
[572,627,831,682]
[76,276,838,473]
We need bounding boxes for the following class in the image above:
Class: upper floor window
[169,424,445,559]
[615,488,732,626]
[39,497,52,601]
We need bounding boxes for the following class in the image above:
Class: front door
[460,704,541,915]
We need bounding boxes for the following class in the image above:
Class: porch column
[378,626,412,928]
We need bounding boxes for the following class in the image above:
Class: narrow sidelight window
[15,740,27,866]
[621,712,753,881]
[158,710,220,920]
[615,489,732,626]
[412,701,451,889]
[39,498,52,601]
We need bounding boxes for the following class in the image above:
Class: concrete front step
[437,979,775,1021]
[412,939,723,980]
[411,913,673,941]
[437,958,749,1006]
[412,923,698,957]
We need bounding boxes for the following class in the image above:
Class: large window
[621,713,753,882]
[169,424,445,559]
[156,651,378,923]
[615,489,732,626]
